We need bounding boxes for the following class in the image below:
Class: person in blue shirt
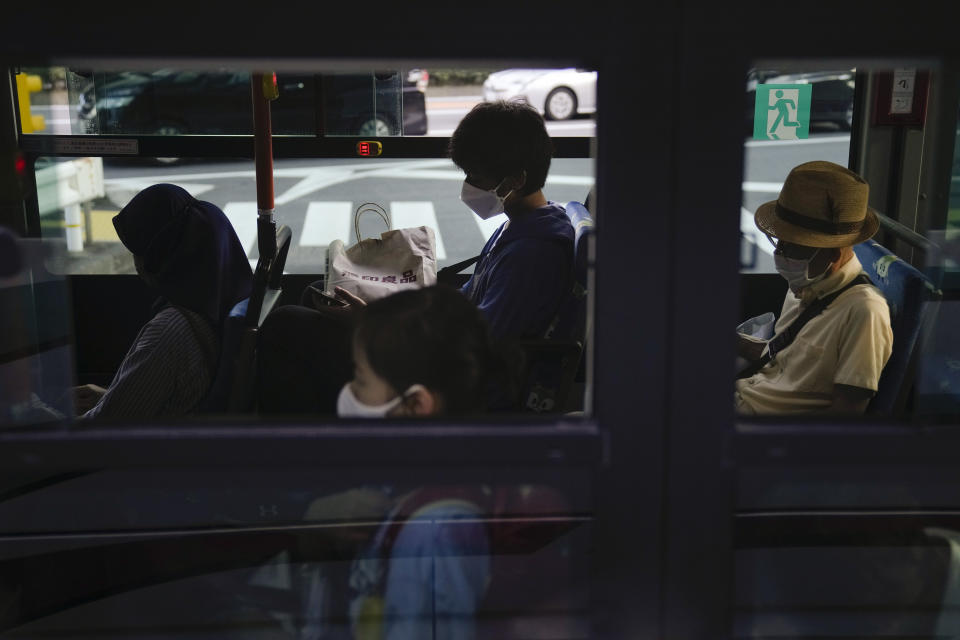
[448,100,575,340]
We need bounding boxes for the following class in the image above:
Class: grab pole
[252,72,278,262]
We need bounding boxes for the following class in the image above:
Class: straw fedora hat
[755,161,879,248]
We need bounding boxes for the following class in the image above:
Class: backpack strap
[737,274,873,380]
[437,254,481,282]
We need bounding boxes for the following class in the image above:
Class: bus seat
[518,201,594,413]
[853,239,942,415]
[198,225,292,413]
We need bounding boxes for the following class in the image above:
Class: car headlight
[96,95,136,110]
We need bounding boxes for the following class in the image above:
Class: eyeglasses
[765,233,819,260]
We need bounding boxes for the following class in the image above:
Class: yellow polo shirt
[735,255,893,415]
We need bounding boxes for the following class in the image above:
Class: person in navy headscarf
[77,184,253,419]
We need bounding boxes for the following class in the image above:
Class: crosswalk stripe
[300,202,352,247]
[223,202,259,255]
[474,212,507,241]
[222,200,497,266]
[389,201,447,260]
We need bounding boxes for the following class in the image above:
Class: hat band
[776,203,865,235]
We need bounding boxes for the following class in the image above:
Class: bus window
[14,62,596,420]
[0,235,75,425]
[19,66,596,140]
[0,465,594,637]
[912,85,960,419]
[734,62,960,421]
[26,68,421,138]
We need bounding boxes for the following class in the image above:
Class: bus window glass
[20,61,596,421]
[16,66,596,139]
[0,468,594,637]
[736,527,955,639]
[737,63,959,420]
[20,67,422,137]
[913,90,960,419]
[0,236,75,425]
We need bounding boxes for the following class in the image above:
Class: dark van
[77,70,428,139]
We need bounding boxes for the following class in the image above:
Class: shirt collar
[800,253,863,304]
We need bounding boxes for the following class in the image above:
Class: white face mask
[336,383,424,418]
[774,251,830,294]
[460,178,513,220]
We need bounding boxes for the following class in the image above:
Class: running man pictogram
[768,89,801,139]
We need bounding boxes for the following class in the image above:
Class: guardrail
[35,158,105,252]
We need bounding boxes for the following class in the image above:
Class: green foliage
[428,69,496,86]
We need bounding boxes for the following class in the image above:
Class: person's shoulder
[529,202,575,240]
[836,281,891,321]
[149,306,213,343]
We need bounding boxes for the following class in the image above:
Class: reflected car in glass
[482,68,597,121]
[76,70,428,138]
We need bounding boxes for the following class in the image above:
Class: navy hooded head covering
[112,184,253,325]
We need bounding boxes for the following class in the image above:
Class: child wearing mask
[336,284,509,417]
[298,286,516,639]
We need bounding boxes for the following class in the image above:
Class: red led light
[13,154,26,175]
[356,141,382,157]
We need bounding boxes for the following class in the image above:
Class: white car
[482,68,597,121]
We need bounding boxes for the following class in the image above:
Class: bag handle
[354,202,390,244]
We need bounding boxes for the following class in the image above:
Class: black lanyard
[737,274,873,380]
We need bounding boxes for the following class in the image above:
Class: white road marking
[426,95,482,103]
[300,202,352,247]
[102,180,216,209]
[223,202,259,254]
[100,160,591,195]
[475,212,508,241]
[389,201,447,260]
[275,170,355,206]
[744,134,850,147]
[742,181,783,193]
[741,207,774,256]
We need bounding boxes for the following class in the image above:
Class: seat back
[519,202,594,413]
[198,225,292,413]
[853,239,941,415]
[545,201,593,342]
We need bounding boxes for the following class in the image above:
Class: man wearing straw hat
[736,161,893,415]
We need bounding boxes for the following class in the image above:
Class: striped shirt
[83,306,218,420]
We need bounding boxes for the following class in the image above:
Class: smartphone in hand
[308,286,348,308]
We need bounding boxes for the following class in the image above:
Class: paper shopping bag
[326,225,437,302]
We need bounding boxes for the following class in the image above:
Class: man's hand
[333,286,367,308]
[74,383,107,414]
[737,333,768,363]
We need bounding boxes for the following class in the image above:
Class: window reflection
[0,473,592,638]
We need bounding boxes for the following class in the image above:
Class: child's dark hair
[353,285,517,415]
[448,100,553,197]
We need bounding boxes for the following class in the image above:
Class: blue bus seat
[198,225,292,413]
[518,201,594,413]
[852,239,941,415]
[196,299,249,413]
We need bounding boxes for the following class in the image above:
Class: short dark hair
[448,100,553,196]
[353,285,496,415]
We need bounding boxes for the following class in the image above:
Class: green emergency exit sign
[753,84,812,140]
